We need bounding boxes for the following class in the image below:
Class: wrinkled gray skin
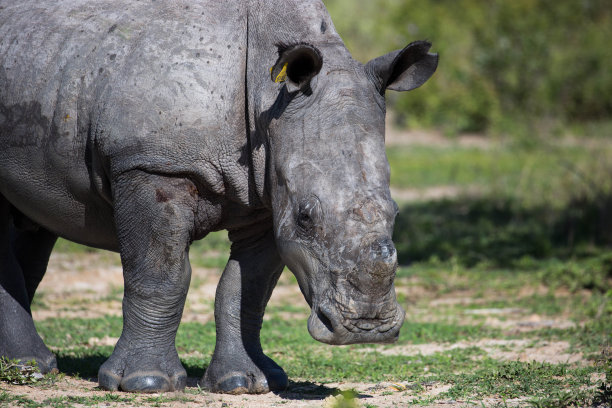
[0,0,437,395]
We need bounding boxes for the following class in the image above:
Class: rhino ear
[270,43,323,92]
[366,40,438,93]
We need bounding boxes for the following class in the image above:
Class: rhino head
[249,24,437,344]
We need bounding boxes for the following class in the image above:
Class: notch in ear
[366,40,438,93]
[270,43,323,92]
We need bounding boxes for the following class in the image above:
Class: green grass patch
[397,257,612,298]
[189,230,231,269]
[0,392,42,408]
[403,259,612,321]
[38,317,123,349]
[397,322,499,345]
[440,360,597,402]
[0,393,179,408]
[52,239,99,254]
[278,345,488,383]
[387,143,612,194]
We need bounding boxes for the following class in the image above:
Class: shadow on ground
[56,355,210,382]
[275,381,372,401]
[57,353,109,379]
[394,193,612,268]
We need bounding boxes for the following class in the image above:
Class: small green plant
[324,389,360,408]
[0,357,42,385]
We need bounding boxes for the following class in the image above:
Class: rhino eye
[296,195,320,236]
[297,211,314,233]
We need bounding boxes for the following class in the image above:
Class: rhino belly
[0,117,118,250]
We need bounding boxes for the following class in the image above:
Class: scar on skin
[155,188,173,202]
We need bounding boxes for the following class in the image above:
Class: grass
[441,361,593,401]
[386,142,612,195]
[188,230,230,269]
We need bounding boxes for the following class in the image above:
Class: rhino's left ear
[270,43,323,92]
[366,40,438,93]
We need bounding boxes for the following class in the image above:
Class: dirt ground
[0,249,595,408]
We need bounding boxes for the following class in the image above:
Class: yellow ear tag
[274,63,288,83]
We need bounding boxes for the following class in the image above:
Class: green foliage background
[323,0,612,134]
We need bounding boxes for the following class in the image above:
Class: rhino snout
[307,298,405,345]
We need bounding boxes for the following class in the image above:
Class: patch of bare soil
[390,185,482,203]
[32,252,124,320]
[367,339,585,366]
[484,314,578,333]
[384,116,612,150]
[397,285,579,333]
[384,117,495,149]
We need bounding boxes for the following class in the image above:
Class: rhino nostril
[317,306,335,333]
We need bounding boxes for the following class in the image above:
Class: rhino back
[0,1,248,247]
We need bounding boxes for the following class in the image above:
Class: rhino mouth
[307,293,405,345]
[276,240,404,344]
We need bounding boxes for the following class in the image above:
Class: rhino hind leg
[98,171,196,393]
[200,229,287,394]
[0,194,58,373]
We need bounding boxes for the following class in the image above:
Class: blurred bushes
[323,0,612,134]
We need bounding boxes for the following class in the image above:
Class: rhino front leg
[98,171,197,393]
[201,229,286,394]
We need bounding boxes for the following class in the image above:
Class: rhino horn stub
[270,42,323,91]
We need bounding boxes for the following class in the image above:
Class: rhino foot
[9,354,57,375]
[98,345,186,393]
[200,353,288,394]
[0,293,57,374]
[0,351,57,375]
[0,321,57,374]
